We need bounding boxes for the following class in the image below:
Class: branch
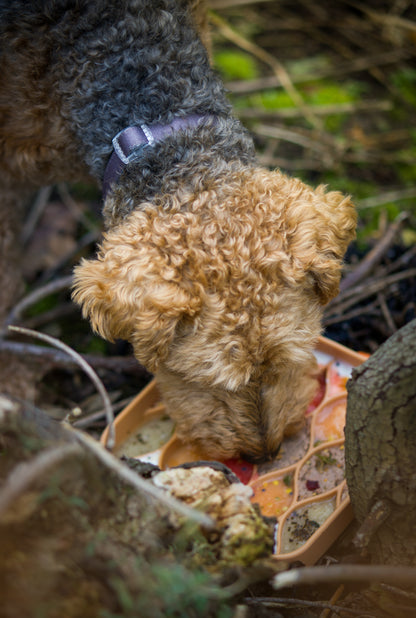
[339,212,408,292]
[325,268,416,319]
[209,10,323,130]
[4,275,74,328]
[273,564,416,590]
[225,49,412,94]
[0,339,148,376]
[245,596,363,616]
[7,326,116,450]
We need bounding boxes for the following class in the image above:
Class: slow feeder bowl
[101,336,367,565]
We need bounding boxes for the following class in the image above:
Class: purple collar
[102,114,215,198]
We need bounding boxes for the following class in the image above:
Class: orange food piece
[314,399,346,442]
[251,477,294,518]
[326,364,348,397]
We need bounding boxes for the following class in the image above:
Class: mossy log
[345,318,416,565]
[0,396,274,618]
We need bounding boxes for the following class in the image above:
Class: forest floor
[1,0,416,616]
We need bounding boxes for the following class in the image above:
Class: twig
[347,1,416,34]
[21,303,77,330]
[72,396,135,429]
[273,564,416,590]
[7,326,116,451]
[326,268,416,318]
[256,154,325,171]
[0,339,149,376]
[324,300,380,327]
[57,183,100,233]
[237,99,392,119]
[0,443,82,519]
[4,275,74,328]
[66,424,215,530]
[381,244,416,276]
[254,123,334,155]
[377,293,397,334]
[245,596,363,616]
[209,10,323,130]
[358,187,416,209]
[20,186,52,245]
[379,583,416,602]
[319,585,345,618]
[226,49,413,94]
[339,212,408,292]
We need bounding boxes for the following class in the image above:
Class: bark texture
[345,318,416,565]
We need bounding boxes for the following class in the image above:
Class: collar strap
[103,114,216,198]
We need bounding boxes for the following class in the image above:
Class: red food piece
[306,479,320,491]
[306,369,326,414]
[223,458,254,484]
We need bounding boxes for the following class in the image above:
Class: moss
[214,50,258,81]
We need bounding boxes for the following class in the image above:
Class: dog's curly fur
[1,0,356,461]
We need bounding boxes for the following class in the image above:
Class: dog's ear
[288,185,356,305]
[72,230,202,372]
[310,187,356,303]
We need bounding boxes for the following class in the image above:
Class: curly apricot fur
[1,0,356,460]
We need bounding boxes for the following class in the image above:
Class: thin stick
[379,583,416,602]
[319,585,345,618]
[57,183,99,233]
[273,564,416,590]
[5,275,74,327]
[20,186,52,245]
[378,293,397,334]
[237,99,392,119]
[7,325,116,450]
[0,339,148,376]
[358,187,416,209]
[381,244,416,277]
[245,596,363,616]
[339,212,408,292]
[226,49,412,95]
[254,123,334,155]
[347,1,416,34]
[324,300,379,327]
[72,396,135,429]
[326,268,416,317]
[209,11,323,130]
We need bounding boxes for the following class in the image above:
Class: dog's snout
[241,443,281,465]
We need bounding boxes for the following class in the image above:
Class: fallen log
[0,396,275,618]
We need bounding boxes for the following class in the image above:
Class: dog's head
[73,167,356,460]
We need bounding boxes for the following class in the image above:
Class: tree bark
[345,318,416,565]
